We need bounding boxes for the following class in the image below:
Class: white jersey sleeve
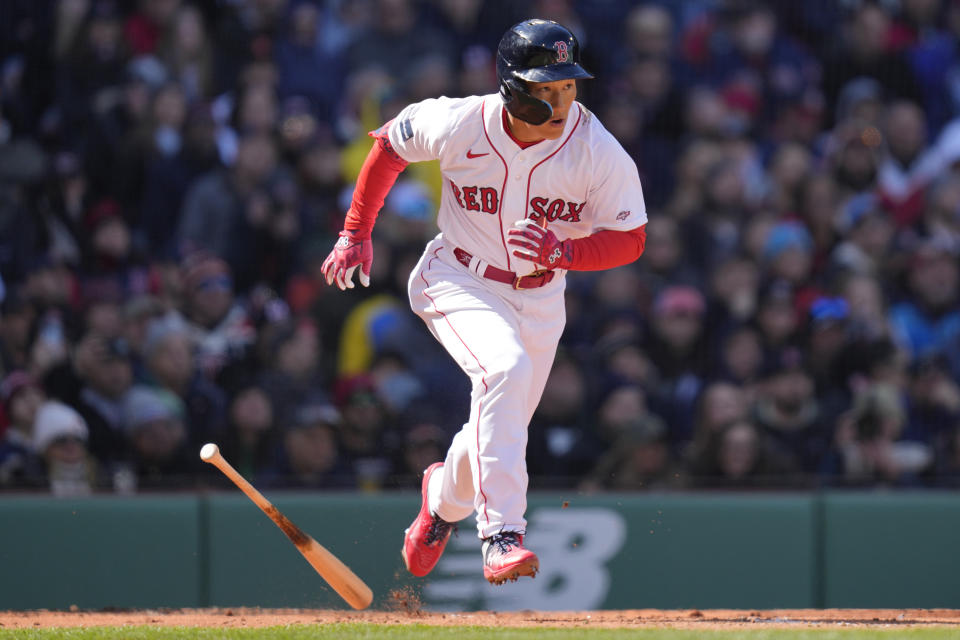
[583,124,648,233]
[386,97,475,164]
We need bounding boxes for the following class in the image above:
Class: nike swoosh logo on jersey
[466,149,489,159]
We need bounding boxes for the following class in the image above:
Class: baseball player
[321,19,648,584]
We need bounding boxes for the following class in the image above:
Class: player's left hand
[321,230,372,290]
[507,218,572,269]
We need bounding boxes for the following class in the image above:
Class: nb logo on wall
[424,508,626,611]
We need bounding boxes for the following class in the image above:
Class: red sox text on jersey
[449,179,585,222]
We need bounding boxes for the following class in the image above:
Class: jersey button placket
[513,158,525,181]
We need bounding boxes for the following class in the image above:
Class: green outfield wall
[1,491,957,611]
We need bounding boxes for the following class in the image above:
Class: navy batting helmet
[497,19,593,125]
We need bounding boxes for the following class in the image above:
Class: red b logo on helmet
[554,41,569,63]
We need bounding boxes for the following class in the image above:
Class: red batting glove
[321,230,372,290]
[507,219,573,269]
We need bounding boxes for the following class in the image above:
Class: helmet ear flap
[499,78,514,105]
[501,77,553,126]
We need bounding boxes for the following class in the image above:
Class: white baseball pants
[407,236,566,539]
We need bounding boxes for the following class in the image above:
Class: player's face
[512,79,578,141]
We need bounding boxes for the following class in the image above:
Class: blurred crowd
[2,0,960,496]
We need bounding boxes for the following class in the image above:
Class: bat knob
[200,443,220,461]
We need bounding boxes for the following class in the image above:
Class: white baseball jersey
[390,93,647,538]
[387,94,647,275]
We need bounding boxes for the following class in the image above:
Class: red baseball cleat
[402,462,456,577]
[482,531,539,585]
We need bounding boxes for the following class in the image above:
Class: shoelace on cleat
[486,532,521,557]
[424,515,456,545]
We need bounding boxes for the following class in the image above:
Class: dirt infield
[2,608,960,630]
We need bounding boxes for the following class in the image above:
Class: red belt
[453,247,555,290]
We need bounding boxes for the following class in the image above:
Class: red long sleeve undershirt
[348,132,647,270]
[343,134,409,238]
[568,225,647,270]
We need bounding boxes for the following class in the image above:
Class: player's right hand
[321,230,372,290]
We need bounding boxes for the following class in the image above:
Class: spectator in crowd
[526,351,602,484]
[592,335,657,392]
[334,374,396,491]
[55,1,130,140]
[33,400,96,496]
[157,4,214,102]
[122,384,193,488]
[177,132,288,289]
[74,333,135,470]
[798,172,841,268]
[26,305,71,383]
[81,298,125,342]
[804,297,856,403]
[264,398,350,489]
[839,271,893,340]
[762,221,815,289]
[274,1,344,124]
[179,254,255,381]
[141,314,227,451]
[77,197,152,305]
[917,173,960,248]
[903,353,960,446]
[684,158,755,271]
[32,150,87,269]
[644,285,709,447]
[751,348,830,473]
[132,88,221,258]
[876,99,940,227]
[767,142,814,216]
[593,383,663,462]
[581,412,676,491]
[346,0,453,79]
[124,0,182,57]
[689,381,751,450]
[687,418,799,488]
[821,2,923,123]
[635,216,701,299]
[257,316,326,414]
[713,324,765,389]
[366,350,425,416]
[396,412,448,488]
[0,371,46,487]
[822,382,933,486]
[113,81,187,214]
[21,256,78,336]
[81,54,161,198]
[707,254,760,333]
[621,3,675,64]
[665,138,723,222]
[824,118,883,200]
[120,295,167,381]
[583,267,646,343]
[830,192,897,277]
[754,279,802,366]
[294,130,346,252]
[889,239,960,361]
[220,382,278,482]
[0,293,38,374]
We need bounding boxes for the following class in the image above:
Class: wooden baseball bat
[199,443,373,610]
